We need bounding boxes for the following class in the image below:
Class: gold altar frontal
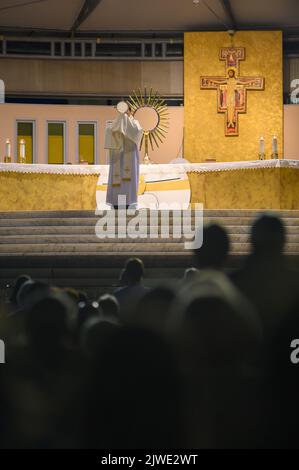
[0,162,298,211]
[189,166,299,210]
[0,171,99,211]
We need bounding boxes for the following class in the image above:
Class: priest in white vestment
[105,105,143,208]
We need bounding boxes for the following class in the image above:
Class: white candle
[259,137,265,155]
[272,135,278,154]
[5,139,11,157]
[20,139,25,160]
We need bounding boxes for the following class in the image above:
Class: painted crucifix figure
[200,47,265,136]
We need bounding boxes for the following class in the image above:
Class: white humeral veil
[105,113,143,207]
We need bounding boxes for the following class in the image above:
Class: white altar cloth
[0,159,298,176]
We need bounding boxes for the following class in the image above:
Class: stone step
[1,233,299,245]
[0,266,186,280]
[0,208,297,294]
[0,282,176,301]
[1,224,299,236]
[0,251,297,273]
[0,208,298,217]
[0,235,193,244]
[0,210,97,219]
[0,242,298,254]
[204,217,299,227]
[6,278,120,288]
[0,277,178,288]
[0,243,192,254]
[0,217,233,228]
[0,252,195,267]
[1,216,299,228]
[1,209,299,218]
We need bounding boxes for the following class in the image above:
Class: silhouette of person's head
[26,297,68,343]
[130,286,176,334]
[16,280,52,310]
[24,294,72,368]
[119,268,128,286]
[176,276,262,369]
[194,224,230,269]
[124,258,144,285]
[10,274,32,306]
[81,317,120,359]
[98,294,120,321]
[183,267,199,282]
[181,296,248,365]
[251,214,285,256]
[63,288,80,304]
[77,301,101,331]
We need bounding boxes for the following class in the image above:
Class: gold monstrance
[127,88,169,163]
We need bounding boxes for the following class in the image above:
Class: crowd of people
[0,213,298,448]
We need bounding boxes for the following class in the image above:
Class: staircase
[0,209,298,298]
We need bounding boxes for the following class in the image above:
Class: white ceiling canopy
[0,0,298,35]
[79,0,225,32]
[0,0,83,31]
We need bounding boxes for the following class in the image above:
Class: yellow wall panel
[79,135,94,163]
[48,123,64,164]
[48,136,64,164]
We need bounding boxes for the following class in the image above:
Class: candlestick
[271,135,278,159]
[5,139,11,157]
[259,137,265,160]
[19,139,26,164]
[143,131,152,164]
[4,139,11,163]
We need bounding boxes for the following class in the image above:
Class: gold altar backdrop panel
[184,31,283,162]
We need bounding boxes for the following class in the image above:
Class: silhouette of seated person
[231,214,299,339]
[83,327,181,449]
[126,286,176,335]
[266,297,299,448]
[182,267,199,284]
[194,224,230,271]
[113,258,148,311]
[97,294,120,323]
[7,290,87,448]
[173,276,263,448]
[80,316,120,360]
[77,301,102,331]
[8,274,32,313]
[179,225,230,298]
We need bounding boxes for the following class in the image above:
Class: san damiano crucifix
[200,47,265,136]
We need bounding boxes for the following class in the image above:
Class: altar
[0,160,299,212]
